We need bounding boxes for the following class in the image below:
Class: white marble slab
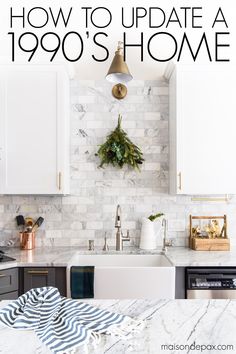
[1,246,236,270]
[1,247,77,269]
[166,247,236,267]
[0,260,17,271]
[0,299,236,354]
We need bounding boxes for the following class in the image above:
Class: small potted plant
[139,213,164,250]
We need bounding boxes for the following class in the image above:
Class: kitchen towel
[0,287,144,354]
[70,266,94,299]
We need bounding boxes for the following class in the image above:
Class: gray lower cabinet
[23,267,56,291]
[0,290,18,300]
[0,268,18,300]
[175,267,186,299]
[20,267,66,297]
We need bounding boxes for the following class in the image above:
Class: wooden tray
[189,215,230,251]
[190,237,230,251]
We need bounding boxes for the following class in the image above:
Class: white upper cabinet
[0,65,70,195]
[168,64,236,195]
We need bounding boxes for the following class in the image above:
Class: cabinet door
[22,267,66,296]
[23,267,56,292]
[170,65,236,195]
[0,268,18,295]
[0,290,18,300]
[0,65,70,194]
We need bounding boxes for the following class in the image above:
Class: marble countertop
[0,247,76,270]
[166,247,236,267]
[1,246,236,270]
[0,299,236,354]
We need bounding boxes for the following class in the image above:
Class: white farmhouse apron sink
[67,254,175,299]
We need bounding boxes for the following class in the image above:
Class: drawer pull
[178,172,182,191]
[0,274,7,278]
[27,270,49,275]
[58,172,62,190]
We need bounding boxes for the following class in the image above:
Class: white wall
[1,79,236,249]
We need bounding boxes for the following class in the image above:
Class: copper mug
[19,232,35,250]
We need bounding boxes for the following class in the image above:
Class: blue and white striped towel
[0,287,144,354]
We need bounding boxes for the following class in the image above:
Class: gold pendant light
[106,41,133,99]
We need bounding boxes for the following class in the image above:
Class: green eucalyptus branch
[95,114,144,171]
[148,213,164,222]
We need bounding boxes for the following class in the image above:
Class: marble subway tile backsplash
[1,79,236,248]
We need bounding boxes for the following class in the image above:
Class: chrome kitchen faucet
[115,205,130,251]
[162,218,173,252]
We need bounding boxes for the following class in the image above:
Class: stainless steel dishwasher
[187,268,236,299]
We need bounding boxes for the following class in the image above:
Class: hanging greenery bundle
[96,115,144,170]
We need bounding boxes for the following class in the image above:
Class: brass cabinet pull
[27,270,49,275]
[178,172,182,191]
[58,172,62,190]
[0,274,7,278]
